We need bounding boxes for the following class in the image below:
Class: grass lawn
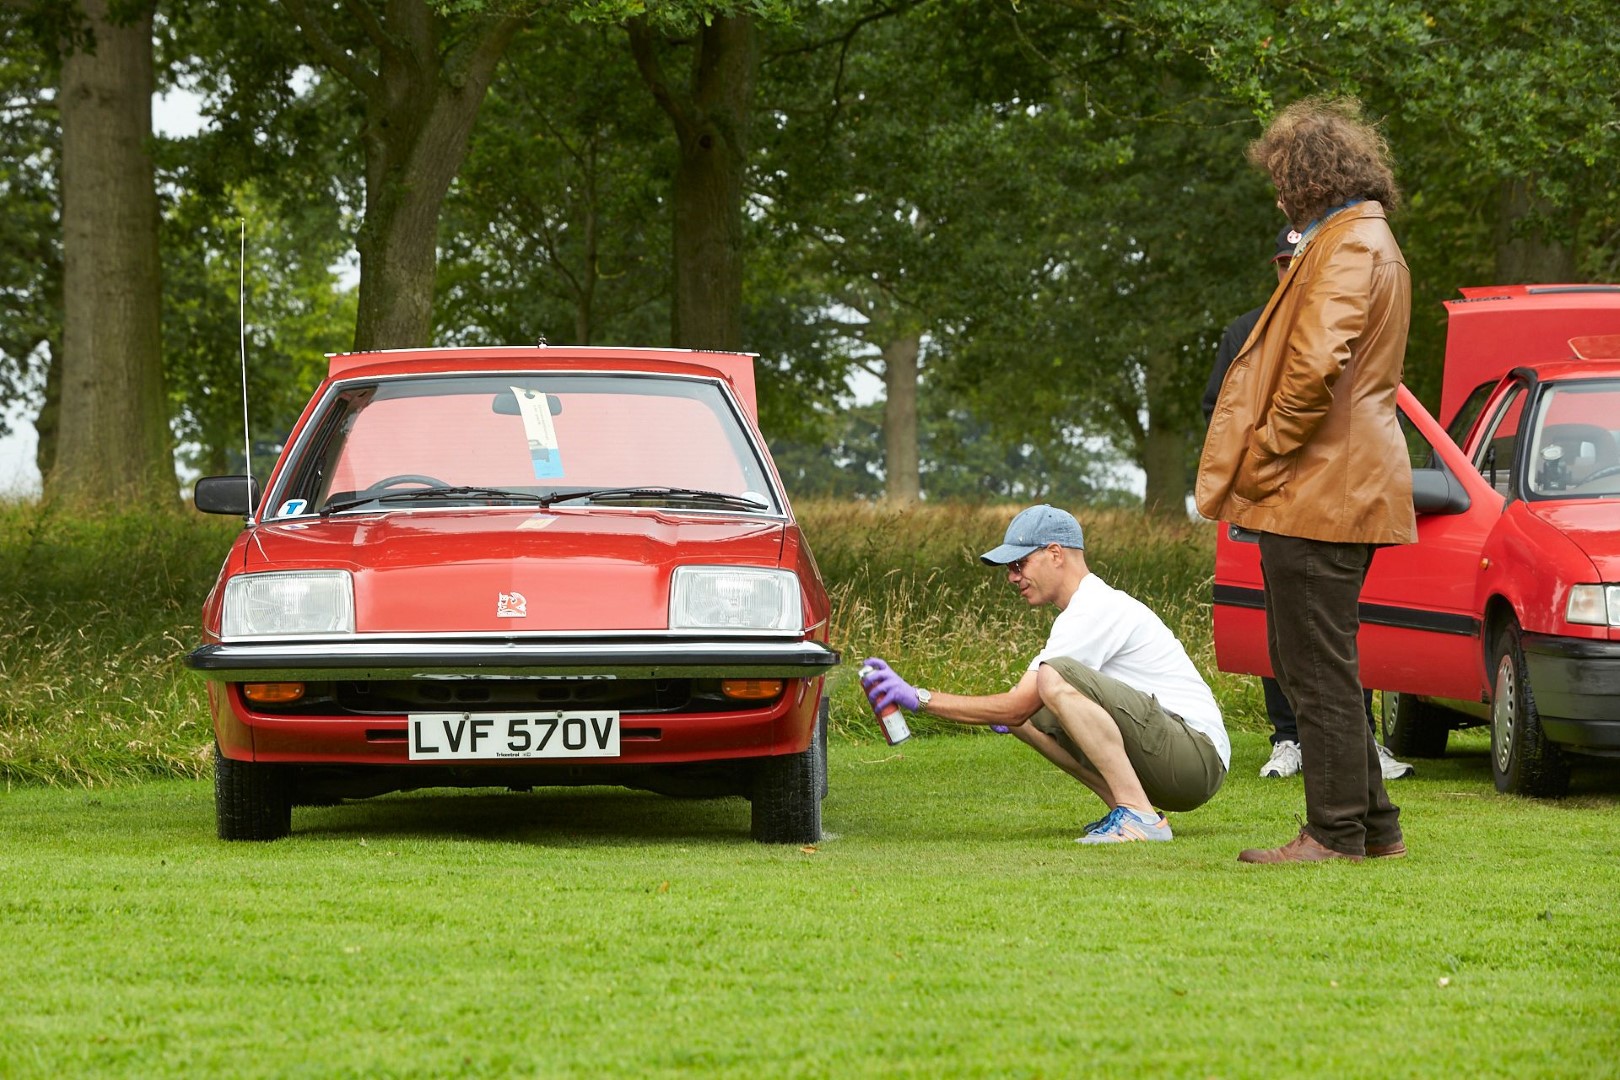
[4,730,1618,1078]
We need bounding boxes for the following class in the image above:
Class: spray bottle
[859,664,912,746]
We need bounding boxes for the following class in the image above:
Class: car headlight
[222,571,355,638]
[1565,584,1620,627]
[670,567,802,631]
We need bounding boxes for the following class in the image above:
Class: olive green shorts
[1028,657,1226,812]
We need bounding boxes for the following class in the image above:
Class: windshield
[1526,379,1620,500]
[271,373,782,516]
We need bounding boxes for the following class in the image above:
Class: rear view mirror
[1411,467,1469,515]
[491,390,563,416]
[194,475,262,516]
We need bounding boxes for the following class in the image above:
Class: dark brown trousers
[1259,532,1402,856]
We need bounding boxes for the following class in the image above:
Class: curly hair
[1247,96,1400,227]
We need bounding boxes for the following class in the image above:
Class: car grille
[240,677,776,716]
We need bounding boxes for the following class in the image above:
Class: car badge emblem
[497,591,528,618]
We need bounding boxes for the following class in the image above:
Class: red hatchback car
[1214,285,1620,797]
[187,346,839,842]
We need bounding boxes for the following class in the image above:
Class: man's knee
[1036,662,1083,711]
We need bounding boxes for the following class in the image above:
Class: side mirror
[1412,467,1469,516]
[194,475,262,516]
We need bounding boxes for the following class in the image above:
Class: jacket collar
[1242,201,1389,354]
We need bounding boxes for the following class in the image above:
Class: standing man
[1197,97,1416,863]
[1204,226,1416,784]
[861,504,1228,845]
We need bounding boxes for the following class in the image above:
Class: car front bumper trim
[187,637,841,682]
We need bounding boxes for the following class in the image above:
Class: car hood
[1530,500,1620,579]
[243,509,787,633]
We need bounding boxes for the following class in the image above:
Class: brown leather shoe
[1238,827,1364,864]
[1366,839,1407,859]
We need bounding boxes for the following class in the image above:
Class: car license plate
[407,711,621,760]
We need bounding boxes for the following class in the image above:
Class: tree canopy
[2,0,1616,506]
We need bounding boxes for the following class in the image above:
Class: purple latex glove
[990,725,1010,734]
[860,657,919,713]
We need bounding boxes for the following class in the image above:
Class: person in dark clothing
[1204,224,1415,783]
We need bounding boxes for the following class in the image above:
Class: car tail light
[242,682,307,704]
[721,679,784,701]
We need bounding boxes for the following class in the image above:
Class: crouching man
[862,505,1228,844]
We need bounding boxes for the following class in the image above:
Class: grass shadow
[292,786,761,847]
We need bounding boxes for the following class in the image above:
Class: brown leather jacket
[1195,201,1417,545]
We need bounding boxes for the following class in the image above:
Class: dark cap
[1272,225,1303,263]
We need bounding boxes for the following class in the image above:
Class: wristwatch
[915,688,932,712]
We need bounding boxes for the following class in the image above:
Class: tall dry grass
[0,497,1266,786]
[798,500,1265,741]
[0,501,237,786]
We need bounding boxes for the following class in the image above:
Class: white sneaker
[1377,742,1416,780]
[1260,739,1302,778]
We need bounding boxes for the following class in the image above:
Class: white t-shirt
[1029,573,1229,767]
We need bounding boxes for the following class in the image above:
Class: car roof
[323,346,762,421]
[1519,357,1620,382]
[1441,284,1620,427]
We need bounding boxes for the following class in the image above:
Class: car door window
[1470,384,1526,498]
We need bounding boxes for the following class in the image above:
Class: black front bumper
[1522,633,1620,750]
[186,636,842,682]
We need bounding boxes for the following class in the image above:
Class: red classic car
[187,346,839,841]
[1214,285,1620,796]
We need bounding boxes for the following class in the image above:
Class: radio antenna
[239,218,256,524]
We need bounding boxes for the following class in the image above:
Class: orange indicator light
[721,679,784,701]
[242,682,307,704]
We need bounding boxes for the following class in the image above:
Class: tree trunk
[1139,349,1189,517]
[48,0,172,506]
[1140,416,1188,517]
[881,332,922,506]
[1494,178,1578,284]
[629,16,756,352]
[34,345,62,481]
[285,1,522,351]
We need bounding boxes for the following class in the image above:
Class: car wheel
[214,745,293,841]
[750,729,823,844]
[1380,690,1451,758]
[817,696,830,801]
[1490,620,1571,798]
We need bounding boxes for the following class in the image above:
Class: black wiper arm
[540,486,768,510]
[321,486,544,515]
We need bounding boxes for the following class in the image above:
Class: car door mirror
[194,475,262,516]
[1412,467,1469,515]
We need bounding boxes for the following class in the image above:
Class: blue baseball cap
[980,504,1086,565]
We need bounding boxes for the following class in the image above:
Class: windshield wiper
[539,486,769,511]
[320,486,545,515]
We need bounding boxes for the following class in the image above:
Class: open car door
[1212,385,1503,702]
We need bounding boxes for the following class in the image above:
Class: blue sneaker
[1077,806,1173,844]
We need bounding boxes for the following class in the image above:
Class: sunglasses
[1007,547,1051,576]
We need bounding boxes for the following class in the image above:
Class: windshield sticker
[277,498,309,517]
[513,386,563,479]
[518,515,556,531]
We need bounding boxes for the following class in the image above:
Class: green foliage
[0,12,60,437]
[161,186,357,475]
[435,16,671,349]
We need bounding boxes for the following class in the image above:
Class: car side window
[1445,381,1497,448]
[1398,408,1439,470]
[1470,384,1526,498]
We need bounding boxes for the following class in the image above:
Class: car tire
[750,727,824,844]
[817,696,830,801]
[215,745,293,841]
[1380,690,1452,758]
[1490,620,1571,798]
